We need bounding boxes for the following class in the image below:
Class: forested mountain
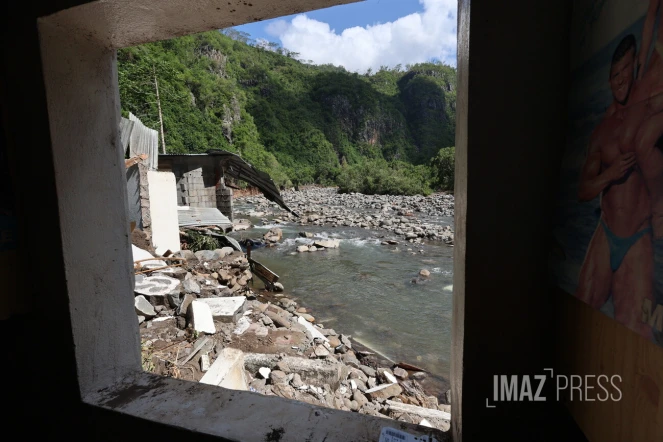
[118,29,456,194]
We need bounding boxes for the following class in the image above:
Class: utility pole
[153,66,166,154]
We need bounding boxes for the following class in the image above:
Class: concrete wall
[0,0,590,440]
[453,1,580,440]
[126,165,143,230]
[147,170,181,254]
[160,155,233,220]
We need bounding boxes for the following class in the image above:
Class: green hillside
[117,29,456,194]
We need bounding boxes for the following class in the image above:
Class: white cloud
[266,0,457,72]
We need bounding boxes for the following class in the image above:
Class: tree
[431,147,455,191]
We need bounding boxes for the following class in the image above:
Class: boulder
[419,269,431,277]
[313,239,340,249]
[264,227,283,243]
[182,278,201,294]
[297,245,309,253]
[135,295,156,318]
[194,250,218,261]
[393,367,409,379]
[270,370,288,385]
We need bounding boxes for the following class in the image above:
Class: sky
[234,0,457,73]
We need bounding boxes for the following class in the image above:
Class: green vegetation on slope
[118,29,456,194]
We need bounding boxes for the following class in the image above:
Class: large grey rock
[182,278,201,294]
[215,247,234,258]
[194,250,218,261]
[270,370,288,385]
[135,295,156,318]
[313,239,340,249]
[359,365,376,378]
[167,292,182,309]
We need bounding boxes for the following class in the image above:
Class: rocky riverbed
[236,187,455,246]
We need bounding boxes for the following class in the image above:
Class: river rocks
[313,239,340,249]
[394,367,409,379]
[297,245,309,253]
[419,269,431,277]
[264,227,283,243]
[235,188,455,245]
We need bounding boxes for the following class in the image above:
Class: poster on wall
[551,0,663,345]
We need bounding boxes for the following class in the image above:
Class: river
[229,199,454,394]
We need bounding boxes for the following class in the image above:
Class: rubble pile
[133,239,451,432]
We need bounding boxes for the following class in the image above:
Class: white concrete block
[297,316,328,342]
[197,297,246,323]
[147,171,181,253]
[188,301,216,334]
[200,348,248,391]
[132,245,167,270]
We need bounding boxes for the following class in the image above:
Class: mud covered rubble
[133,243,450,431]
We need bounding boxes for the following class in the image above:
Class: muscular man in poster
[576,33,663,338]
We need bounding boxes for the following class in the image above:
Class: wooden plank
[556,289,663,441]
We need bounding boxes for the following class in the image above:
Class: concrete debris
[200,354,210,372]
[197,296,246,322]
[188,300,216,334]
[135,295,156,318]
[132,233,449,432]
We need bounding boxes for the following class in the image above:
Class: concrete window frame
[36,1,454,440]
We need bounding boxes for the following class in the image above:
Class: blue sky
[233,0,457,73]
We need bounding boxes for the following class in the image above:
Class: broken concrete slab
[178,294,196,317]
[134,275,181,306]
[199,348,248,391]
[200,354,210,372]
[365,383,403,401]
[244,354,349,390]
[385,400,451,421]
[233,316,251,335]
[297,316,328,342]
[197,296,246,323]
[187,300,216,334]
[135,295,156,317]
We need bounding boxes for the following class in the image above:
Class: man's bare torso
[594,101,652,237]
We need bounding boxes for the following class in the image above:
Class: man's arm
[578,134,635,202]
[638,0,660,80]
[636,112,663,238]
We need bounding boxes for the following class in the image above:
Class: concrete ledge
[84,371,450,442]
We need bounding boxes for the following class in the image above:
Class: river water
[229,201,454,390]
